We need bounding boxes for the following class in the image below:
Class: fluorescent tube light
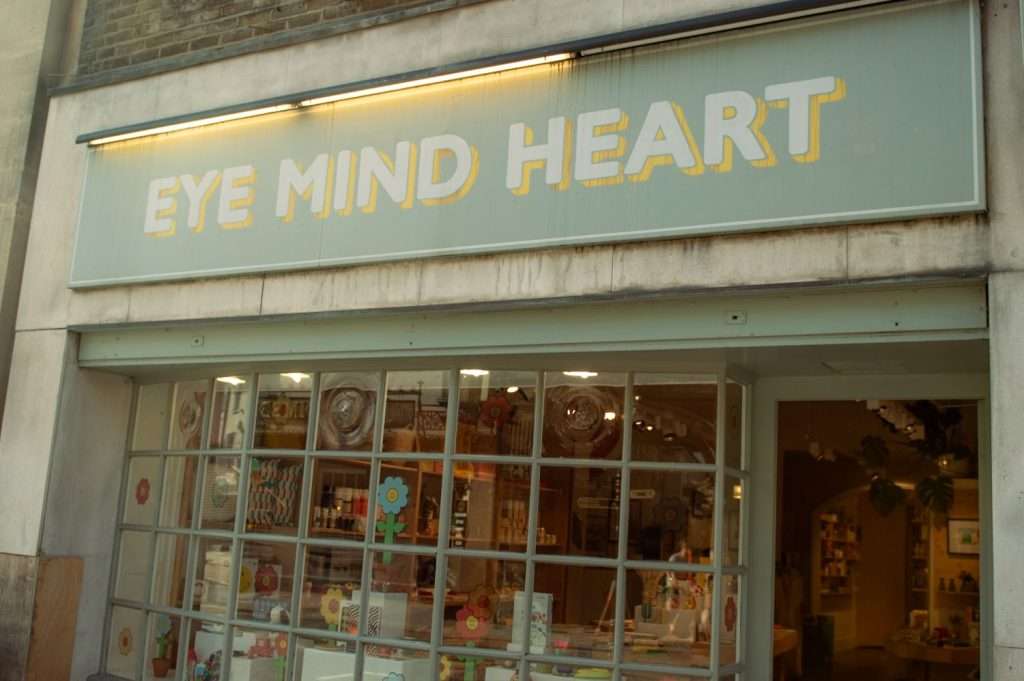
[216,376,247,386]
[300,53,574,108]
[86,104,297,146]
[460,369,490,377]
[281,372,311,384]
[563,371,598,379]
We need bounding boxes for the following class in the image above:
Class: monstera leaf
[869,477,906,516]
[916,475,954,515]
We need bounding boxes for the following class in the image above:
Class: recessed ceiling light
[460,369,489,377]
[563,371,598,379]
[280,372,310,384]
[603,411,616,421]
[216,376,246,386]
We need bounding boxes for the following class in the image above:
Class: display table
[772,627,801,681]
[300,646,432,680]
[886,640,979,680]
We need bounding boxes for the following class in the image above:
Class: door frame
[747,372,992,679]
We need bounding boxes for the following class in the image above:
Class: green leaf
[869,477,906,516]
[916,475,954,515]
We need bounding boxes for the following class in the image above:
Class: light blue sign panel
[70,0,983,288]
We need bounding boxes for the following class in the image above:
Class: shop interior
[774,399,982,681]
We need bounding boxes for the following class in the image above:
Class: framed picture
[948,519,981,555]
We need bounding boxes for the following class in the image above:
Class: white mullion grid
[428,368,460,676]
[710,369,728,678]
[519,371,544,681]
[738,383,752,678]
[611,372,635,681]
[220,372,260,681]
[354,369,387,681]
[287,372,320,681]
[136,447,170,681]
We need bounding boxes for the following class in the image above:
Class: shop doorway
[773,399,982,681]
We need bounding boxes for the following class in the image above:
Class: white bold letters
[506,117,569,194]
[703,91,768,170]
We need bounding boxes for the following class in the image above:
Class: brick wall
[77,0,464,78]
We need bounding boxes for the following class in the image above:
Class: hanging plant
[916,475,954,515]
[868,476,906,516]
[859,435,890,471]
[905,401,970,461]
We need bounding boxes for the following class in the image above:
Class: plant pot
[151,657,171,678]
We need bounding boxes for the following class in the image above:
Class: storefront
[4,1,1020,680]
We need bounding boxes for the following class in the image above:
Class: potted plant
[151,615,173,678]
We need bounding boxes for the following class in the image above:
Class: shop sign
[70,0,982,287]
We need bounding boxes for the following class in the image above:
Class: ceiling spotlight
[280,372,310,384]
[645,424,655,432]
[563,371,598,379]
[216,376,246,386]
[603,411,616,421]
[506,386,520,394]
[633,420,644,428]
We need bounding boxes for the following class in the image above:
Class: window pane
[534,563,616,660]
[542,372,625,460]
[720,574,742,666]
[317,372,378,451]
[185,619,225,679]
[443,556,525,652]
[230,626,289,680]
[632,375,717,463]
[210,376,251,449]
[375,461,428,546]
[724,477,743,567]
[628,469,715,562]
[367,551,437,642]
[383,371,449,453]
[439,654,518,680]
[144,612,181,679]
[151,532,190,609]
[539,465,619,558]
[623,567,713,669]
[456,370,536,455]
[170,380,208,450]
[235,540,296,623]
[294,635,356,680]
[193,537,234,617]
[132,383,172,451]
[159,456,199,528]
[299,545,364,633]
[725,380,744,470]
[308,457,372,540]
[245,456,304,536]
[106,606,145,679]
[254,372,312,449]
[451,462,533,552]
[123,456,161,526]
[199,456,241,531]
[114,530,153,603]
[363,645,431,679]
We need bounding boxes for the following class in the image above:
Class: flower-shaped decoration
[439,656,453,681]
[378,476,410,515]
[319,586,345,626]
[467,586,493,619]
[274,633,288,657]
[118,627,133,656]
[135,478,151,505]
[456,606,491,642]
[479,394,513,430]
[255,564,279,594]
[383,673,405,681]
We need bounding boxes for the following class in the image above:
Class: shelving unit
[814,512,860,598]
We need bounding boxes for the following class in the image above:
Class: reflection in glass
[299,546,364,633]
[383,371,449,453]
[533,563,616,660]
[151,533,190,609]
[632,375,717,463]
[628,469,715,562]
[451,462,534,551]
[114,530,153,603]
[144,612,181,679]
[542,372,625,459]
[308,458,372,540]
[160,456,199,528]
[245,456,304,535]
[132,383,172,451]
[105,606,145,678]
[623,567,713,669]
[367,551,437,642]
[123,456,161,526]
[199,456,240,531]
[235,541,296,623]
[229,626,289,680]
[169,380,208,450]
[192,537,234,617]
[210,376,250,449]
[317,372,378,451]
[254,372,312,449]
[443,556,525,652]
[539,466,619,558]
[457,370,536,455]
